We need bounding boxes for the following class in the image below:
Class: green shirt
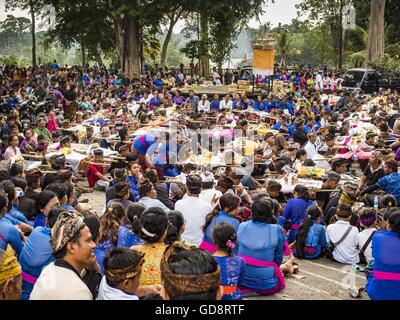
[35,127,52,142]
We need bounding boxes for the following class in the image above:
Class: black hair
[203,193,240,232]
[388,211,400,237]
[216,176,234,192]
[139,207,168,243]
[303,159,316,166]
[213,222,237,256]
[294,185,311,201]
[336,203,352,218]
[164,248,219,300]
[83,214,101,243]
[36,190,57,213]
[0,181,15,211]
[380,195,397,208]
[332,159,347,172]
[113,182,130,199]
[295,205,322,258]
[60,136,71,146]
[41,173,59,190]
[9,163,23,177]
[138,178,153,197]
[51,155,66,170]
[93,149,104,156]
[251,198,277,224]
[47,206,65,228]
[295,149,307,160]
[385,160,398,173]
[11,177,27,190]
[127,203,146,234]
[165,210,185,245]
[45,183,68,202]
[104,248,143,288]
[145,168,158,184]
[267,180,282,193]
[0,190,8,215]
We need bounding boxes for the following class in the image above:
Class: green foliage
[0,54,30,67]
[180,40,202,61]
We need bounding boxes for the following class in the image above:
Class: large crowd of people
[0,61,400,301]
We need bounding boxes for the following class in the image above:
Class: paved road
[85,190,369,301]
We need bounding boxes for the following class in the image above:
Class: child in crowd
[117,203,145,248]
[212,222,245,300]
[358,208,377,265]
[294,205,327,259]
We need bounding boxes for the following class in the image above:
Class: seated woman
[131,207,168,286]
[282,185,314,243]
[117,203,145,248]
[366,211,400,300]
[237,197,295,296]
[126,162,142,202]
[94,203,126,274]
[19,206,63,300]
[200,193,241,253]
[106,182,135,210]
[33,190,59,228]
[293,205,327,259]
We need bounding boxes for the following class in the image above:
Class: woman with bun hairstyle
[117,203,145,248]
[237,197,296,296]
[199,193,241,253]
[131,207,168,286]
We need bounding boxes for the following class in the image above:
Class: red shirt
[87,164,104,187]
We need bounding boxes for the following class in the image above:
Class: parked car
[342,68,400,93]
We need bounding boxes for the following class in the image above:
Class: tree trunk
[81,42,87,68]
[30,1,37,69]
[367,0,386,62]
[139,28,144,74]
[160,15,178,69]
[115,17,141,80]
[338,0,344,70]
[200,11,209,77]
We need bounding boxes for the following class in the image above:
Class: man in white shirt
[199,171,222,206]
[326,206,359,265]
[315,72,323,91]
[198,94,211,112]
[30,211,96,300]
[138,179,170,213]
[175,174,212,246]
[220,95,232,110]
[304,132,318,159]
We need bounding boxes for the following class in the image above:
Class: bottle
[374,195,379,213]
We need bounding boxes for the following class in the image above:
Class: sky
[0,0,301,31]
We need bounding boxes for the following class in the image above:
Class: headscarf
[160,242,220,298]
[50,211,86,254]
[0,245,21,285]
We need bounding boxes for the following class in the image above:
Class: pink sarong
[199,240,217,254]
[238,254,285,296]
